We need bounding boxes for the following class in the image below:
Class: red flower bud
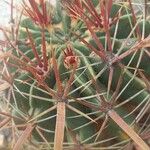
[63,45,79,69]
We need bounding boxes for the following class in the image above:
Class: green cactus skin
[110,14,134,39]
[90,58,149,104]
[13,74,34,112]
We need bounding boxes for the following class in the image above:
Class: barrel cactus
[0,0,150,149]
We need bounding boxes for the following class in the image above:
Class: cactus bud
[63,45,79,69]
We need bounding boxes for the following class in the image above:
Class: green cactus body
[2,1,150,149]
[90,58,149,104]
